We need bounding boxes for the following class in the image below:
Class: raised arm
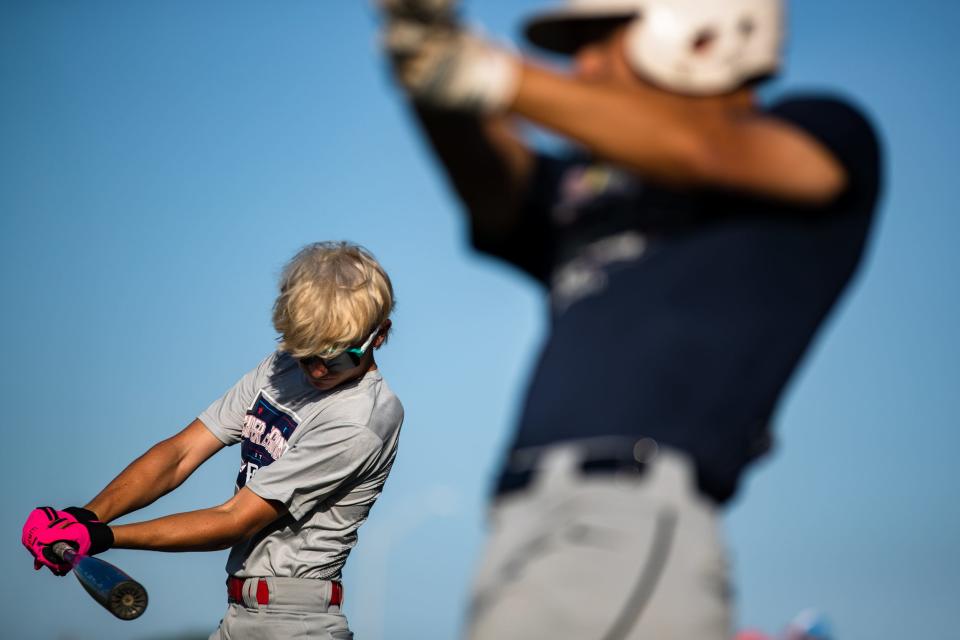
[513,64,846,205]
[384,14,846,207]
[84,419,226,523]
[382,2,535,229]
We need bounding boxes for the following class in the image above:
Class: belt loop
[535,445,580,490]
[242,578,268,608]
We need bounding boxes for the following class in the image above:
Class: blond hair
[273,241,395,359]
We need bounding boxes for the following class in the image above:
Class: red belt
[227,576,343,607]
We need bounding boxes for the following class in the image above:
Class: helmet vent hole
[691,29,717,55]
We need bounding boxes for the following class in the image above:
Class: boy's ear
[375,319,393,348]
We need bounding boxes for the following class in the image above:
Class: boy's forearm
[84,420,225,522]
[111,489,285,552]
[111,507,247,552]
[85,440,188,522]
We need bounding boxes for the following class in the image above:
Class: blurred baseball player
[22,241,403,639]
[380,0,881,638]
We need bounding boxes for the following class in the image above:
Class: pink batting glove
[22,507,79,575]
[33,508,114,569]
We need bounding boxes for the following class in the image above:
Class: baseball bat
[49,542,149,620]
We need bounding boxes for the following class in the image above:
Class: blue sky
[1,1,957,638]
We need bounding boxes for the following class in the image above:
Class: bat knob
[109,581,149,620]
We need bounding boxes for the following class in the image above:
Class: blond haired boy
[22,241,403,640]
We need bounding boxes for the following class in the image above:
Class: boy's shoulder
[325,370,404,443]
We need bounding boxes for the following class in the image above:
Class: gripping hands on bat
[379,0,521,114]
[22,506,148,620]
[22,506,114,575]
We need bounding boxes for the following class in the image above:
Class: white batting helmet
[523,0,785,95]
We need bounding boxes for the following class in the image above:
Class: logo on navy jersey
[553,164,633,225]
[237,391,300,488]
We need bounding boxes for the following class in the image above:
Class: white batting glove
[384,20,521,115]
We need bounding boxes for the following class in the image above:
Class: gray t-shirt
[199,351,404,579]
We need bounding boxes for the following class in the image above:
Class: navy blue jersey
[473,95,882,504]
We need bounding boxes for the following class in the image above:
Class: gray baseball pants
[465,443,733,640]
[209,576,352,640]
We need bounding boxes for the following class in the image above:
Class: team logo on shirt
[554,164,632,225]
[236,391,300,489]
